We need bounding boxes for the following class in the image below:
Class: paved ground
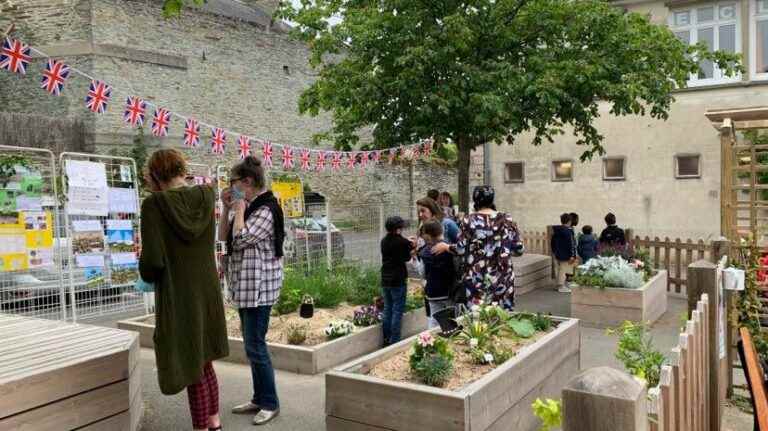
[128,288,753,431]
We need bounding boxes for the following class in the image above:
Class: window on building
[752,0,768,78]
[552,160,573,182]
[504,162,525,183]
[670,2,740,86]
[603,157,626,180]
[675,154,701,178]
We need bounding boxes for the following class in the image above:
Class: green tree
[167,0,741,211]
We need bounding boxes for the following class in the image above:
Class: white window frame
[750,0,768,79]
[503,161,525,183]
[675,153,702,179]
[669,2,742,86]
[602,156,626,181]
[551,159,574,182]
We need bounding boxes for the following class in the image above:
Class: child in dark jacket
[380,216,415,346]
[551,213,576,293]
[577,225,599,264]
[418,219,456,329]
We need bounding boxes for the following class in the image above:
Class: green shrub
[412,353,453,387]
[608,321,665,387]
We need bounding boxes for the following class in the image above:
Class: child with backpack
[417,219,456,328]
[577,225,599,264]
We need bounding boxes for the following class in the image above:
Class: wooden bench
[738,327,768,431]
[0,314,141,430]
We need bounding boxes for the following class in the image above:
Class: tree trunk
[457,140,472,214]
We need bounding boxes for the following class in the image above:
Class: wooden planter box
[118,308,427,375]
[325,317,580,431]
[570,270,668,328]
[512,254,553,294]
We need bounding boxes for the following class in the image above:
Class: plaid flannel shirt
[227,206,283,308]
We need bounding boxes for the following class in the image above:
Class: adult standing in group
[438,191,456,219]
[416,197,460,244]
[219,156,285,426]
[139,149,229,431]
[432,186,524,310]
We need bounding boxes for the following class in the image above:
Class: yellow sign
[272,180,304,218]
[0,211,55,271]
[0,212,28,271]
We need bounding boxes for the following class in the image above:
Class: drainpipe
[483,141,492,186]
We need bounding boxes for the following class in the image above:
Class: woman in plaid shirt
[219,156,285,426]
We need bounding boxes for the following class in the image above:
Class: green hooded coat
[139,185,229,395]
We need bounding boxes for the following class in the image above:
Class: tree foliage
[161,0,205,18]
[276,0,741,209]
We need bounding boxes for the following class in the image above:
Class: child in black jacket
[380,216,415,346]
[551,213,576,293]
[417,219,456,329]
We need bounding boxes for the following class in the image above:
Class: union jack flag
[388,148,397,164]
[0,38,31,75]
[85,80,112,114]
[300,149,311,171]
[359,152,368,169]
[210,127,226,155]
[237,135,251,159]
[331,152,342,171]
[151,108,171,137]
[184,118,200,148]
[40,59,70,96]
[282,146,294,169]
[412,146,420,159]
[262,140,273,168]
[423,140,432,157]
[372,150,381,164]
[316,151,327,172]
[346,153,356,170]
[123,97,146,127]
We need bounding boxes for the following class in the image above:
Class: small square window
[603,157,626,180]
[675,154,701,178]
[504,162,524,183]
[552,160,573,182]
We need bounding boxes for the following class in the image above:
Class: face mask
[231,185,245,201]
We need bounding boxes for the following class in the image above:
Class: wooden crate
[571,270,668,328]
[119,308,427,375]
[325,317,580,431]
[0,314,141,431]
[512,254,553,295]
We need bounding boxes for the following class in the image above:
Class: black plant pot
[300,296,314,319]
[432,307,461,337]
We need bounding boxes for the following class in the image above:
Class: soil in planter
[367,329,553,391]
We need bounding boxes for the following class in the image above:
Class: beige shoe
[253,408,279,425]
[232,401,260,415]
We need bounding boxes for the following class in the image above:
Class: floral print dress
[456,212,523,310]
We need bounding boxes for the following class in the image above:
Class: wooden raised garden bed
[118,307,427,375]
[325,316,580,431]
[571,269,668,328]
[512,254,553,295]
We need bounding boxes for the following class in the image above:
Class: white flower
[470,304,481,313]
[483,353,494,363]
[469,338,479,348]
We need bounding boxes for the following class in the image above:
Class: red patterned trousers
[187,362,220,429]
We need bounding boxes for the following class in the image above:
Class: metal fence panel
[0,145,65,320]
[59,152,145,321]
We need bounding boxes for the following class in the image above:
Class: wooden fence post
[562,367,647,431]
[712,238,730,263]
[686,260,724,431]
[546,225,554,278]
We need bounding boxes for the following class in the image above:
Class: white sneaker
[253,408,279,425]
[558,285,572,293]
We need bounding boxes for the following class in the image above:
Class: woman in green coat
[139,149,229,431]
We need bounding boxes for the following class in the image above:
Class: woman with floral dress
[432,186,523,310]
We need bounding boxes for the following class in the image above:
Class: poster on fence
[0,212,28,271]
[272,179,304,218]
[66,160,109,216]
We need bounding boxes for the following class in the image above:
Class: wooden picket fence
[647,293,711,431]
[520,229,720,295]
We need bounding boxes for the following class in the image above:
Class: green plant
[515,312,554,332]
[352,305,381,327]
[274,286,303,315]
[344,265,381,305]
[409,331,454,387]
[731,236,768,360]
[324,319,355,339]
[405,290,425,312]
[608,321,665,387]
[285,321,309,345]
[0,155,31,187]
[508,318,536,338]
[532,398,562,431]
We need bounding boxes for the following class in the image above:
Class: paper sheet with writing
[111,252,137,265]
[76,254,105,268]
[66,160,108,189]
[68,186,109,216]
[108,188,138,214]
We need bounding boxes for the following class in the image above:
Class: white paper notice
[108,188,138,214]
[76,254,105,268]
[72,219,103,232]
[66,160,108,189]
[67,186,109,216]
[120,165,133,183]
[16,196,42,212]
[106,219,133,230]
[111,252,137,265]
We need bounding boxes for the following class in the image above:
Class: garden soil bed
[571,269,668,328]
[325,317,580,431]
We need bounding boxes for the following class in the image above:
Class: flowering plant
[573,254,650,289]
[409,331,454,387]
[352,305,381,327]
[324,319,355,339]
